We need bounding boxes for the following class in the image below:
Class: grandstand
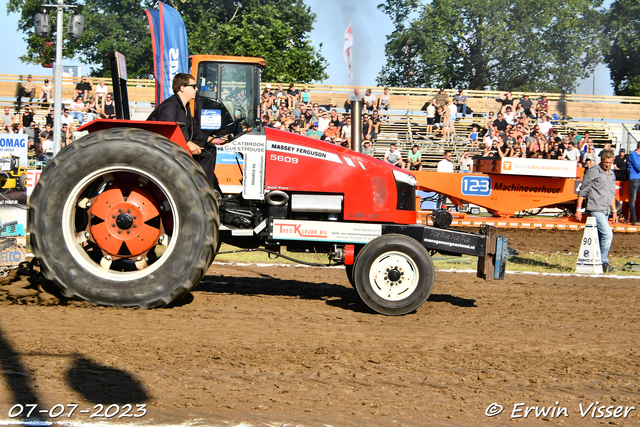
[373,116,619,170]
[1,73,639,170]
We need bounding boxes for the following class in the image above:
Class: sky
[1,0,614,96]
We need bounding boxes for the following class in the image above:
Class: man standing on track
[628,142,640,225]
[575,149,618,273]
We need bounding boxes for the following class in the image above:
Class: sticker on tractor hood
[268,141,343,164]
[224,134,267,201]
[272,219,382,244]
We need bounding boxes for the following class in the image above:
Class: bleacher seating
[370,114,616,170]
[1,73,637,170]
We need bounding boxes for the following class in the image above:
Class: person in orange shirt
[322,121,340,142]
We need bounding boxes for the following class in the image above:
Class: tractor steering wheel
[208,117,245,141]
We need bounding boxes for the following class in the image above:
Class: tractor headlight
[393,170,416,211]
[393,170,417,187]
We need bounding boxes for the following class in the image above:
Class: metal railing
[622,123,640,152]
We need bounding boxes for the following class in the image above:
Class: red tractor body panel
[81,121,418,226]
[263,128,417,225]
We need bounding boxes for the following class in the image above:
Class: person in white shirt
[563,141,581,162]
[60,109,75,128]
[317,111,330,133]
[363,89,376,113]
[503,106,515,125]
[384,143,403,168]
[340,116,352,143]
[95,80,108,107]
[39,78,53,103]
[437,150,454,173]
[538,115,553,136]
[459,150,474,173]
[39,131,55,161]
[69,96,86,124]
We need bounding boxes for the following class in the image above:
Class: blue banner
[145,3,189,105]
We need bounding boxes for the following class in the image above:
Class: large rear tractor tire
[353,234,434,315]
[28,127,219,308]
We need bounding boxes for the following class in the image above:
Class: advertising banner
[272,220,382,244]
[500,158,577,178]
[223,134,267,200]
[0,135,28,266]
[145,3,189,105]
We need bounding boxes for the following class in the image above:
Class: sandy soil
[1,231,639,426]
[1,188,27,206]
[493,228,640,258]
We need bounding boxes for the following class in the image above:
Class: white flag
[344,23,353,78]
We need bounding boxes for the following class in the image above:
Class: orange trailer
[414,158,639,233]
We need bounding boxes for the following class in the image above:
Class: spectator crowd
[2,75,120,162]
[6,75,639,179]
[259,85,391,151]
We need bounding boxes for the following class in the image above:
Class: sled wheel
[28,127,219,308]
[353,234,434,315]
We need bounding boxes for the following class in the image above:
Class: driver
[147,73,228,194]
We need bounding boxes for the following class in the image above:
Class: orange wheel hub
[89,186,161,256]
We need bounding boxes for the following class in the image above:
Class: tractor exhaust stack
[351,100,362,153]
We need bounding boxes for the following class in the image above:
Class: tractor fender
[79,119,191,155]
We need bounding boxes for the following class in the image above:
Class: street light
[34,1,84,156]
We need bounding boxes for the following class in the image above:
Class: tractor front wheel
[353,234,434,315]
[28,127,219,308]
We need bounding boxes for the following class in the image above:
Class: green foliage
[7,0,154,77]
[376,0,605,92]
[6,0,328,82]
[603,0,640,96]
[176,0,328,83]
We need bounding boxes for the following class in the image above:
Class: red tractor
[27,55,508,315]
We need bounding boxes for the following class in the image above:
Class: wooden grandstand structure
[1,73,638,171]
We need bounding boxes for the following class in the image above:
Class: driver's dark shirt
[147,94,209,147]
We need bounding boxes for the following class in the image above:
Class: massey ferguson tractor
[27,55,508,315]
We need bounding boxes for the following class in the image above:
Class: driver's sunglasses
[185,84,197,89]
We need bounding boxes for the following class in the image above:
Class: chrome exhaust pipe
[351,100,362,152]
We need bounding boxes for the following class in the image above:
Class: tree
[376,0,605,92]
[7,0,156,78]
[7,0,328,82]
[176,0,328,83]
[603,0,640,96]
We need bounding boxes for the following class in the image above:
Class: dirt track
[1,230,640,426]
[492,228,640,258]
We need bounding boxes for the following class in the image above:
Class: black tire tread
[353,234,434,315]
[28,127,219,308]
